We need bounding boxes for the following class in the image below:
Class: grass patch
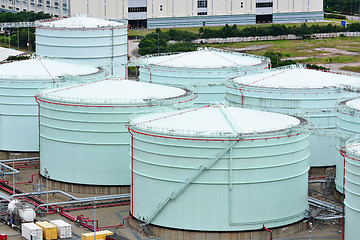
[340,66,360,73]
[297,56,360,64]
[129,21,342,37]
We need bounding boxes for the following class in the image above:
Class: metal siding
[131,120,309,230]
[35,26,128,78]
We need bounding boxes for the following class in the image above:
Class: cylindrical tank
[19,208,36,222]
[227,65,360,168]
[340,140,360,240]
[138,47,270,105]
[35,16,128,77]
[336,98,360,193]
[8,200,36,222]
[8,199,20,213]
[0,58,106,152]
[128,105,310,232]
[36,79,196,186]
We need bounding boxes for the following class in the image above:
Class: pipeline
[16,173,40,185]
[263,225,273,240]
[340,148,346,240]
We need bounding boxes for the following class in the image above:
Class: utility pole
[44,168,49,213]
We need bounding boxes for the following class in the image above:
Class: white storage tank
[227,65,360,168]
[138,47,270,105]
[0,58,106,153]
[49,220,72,239]
[36,79,196,188]
[35,16,128,77]
[22,223,43,240]
[336,98,360,193]
[128,104,310,234]
[340,140,360,240]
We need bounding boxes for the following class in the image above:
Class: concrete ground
[0,167,343,240]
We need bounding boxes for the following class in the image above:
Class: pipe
[340,148,346,240]
[16,173,40,185]
[34,194,130,211]
[262,225,272,240]
[0,163,20,175]
[0,157,39,163]
[309,180,327,184]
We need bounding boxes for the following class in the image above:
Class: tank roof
[140,48,266,69]
[346,98,360,110]
[0,46,23,62]
[233,66,360,89]
[0,59,99,79]
[346,143,360,156]
[37,16,124,28]
[38,79,189,104]
[130,104,301,136]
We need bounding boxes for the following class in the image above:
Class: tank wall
[336,108,360,192]
[36,28,128,77]
[0,81,48,151]
[226,85,354,167]
[131,130,309,231]
[344,153,360,240]
[139,66,253,105]
[39,95,195,186]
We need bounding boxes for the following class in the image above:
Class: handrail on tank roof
[139,47,271,67]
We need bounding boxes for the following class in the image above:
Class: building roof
[140,48,266,69]
[130,104,301,136]
[38,79,188,104]
[232,66,360,89]
[37,16,124,28]
[0,47,23,62]
[0,59,100,79]
[346,98,360,110]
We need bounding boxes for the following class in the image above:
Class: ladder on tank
[143,137,242,226]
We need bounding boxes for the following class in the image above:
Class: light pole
[44,168,49,213]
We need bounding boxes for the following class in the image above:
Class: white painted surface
[131,105,300,135]
[234,67,360,89]
[0,59,99,79]
[39,79,187,104]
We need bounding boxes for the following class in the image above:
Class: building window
[256,2,273,8]
[197,12,207,15]
[197,0,207,8]
[160,5,162,11]
[128,7,147,12]
[241,2,243,8]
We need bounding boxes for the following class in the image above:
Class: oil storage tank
[35,16,128,77]
[335,98,360,194]
[36,79,196,193]
[128,104,310,238]
[226,65,360,169]
[138,47,270,105]
[340,140,360,240]
[0,58,106,158]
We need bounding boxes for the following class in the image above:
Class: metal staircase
[143,138,241,225]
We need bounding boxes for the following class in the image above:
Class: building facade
[1,0,323,28]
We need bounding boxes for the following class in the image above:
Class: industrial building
[35,16,128,78]
[128,104,310,238]
[340,139,360,240]
[138,47,270,105]
[36,79,196,193]
[0,58,107,158]
[1,0,323,28]
[226,65,360,170]
[336,98,360,195]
